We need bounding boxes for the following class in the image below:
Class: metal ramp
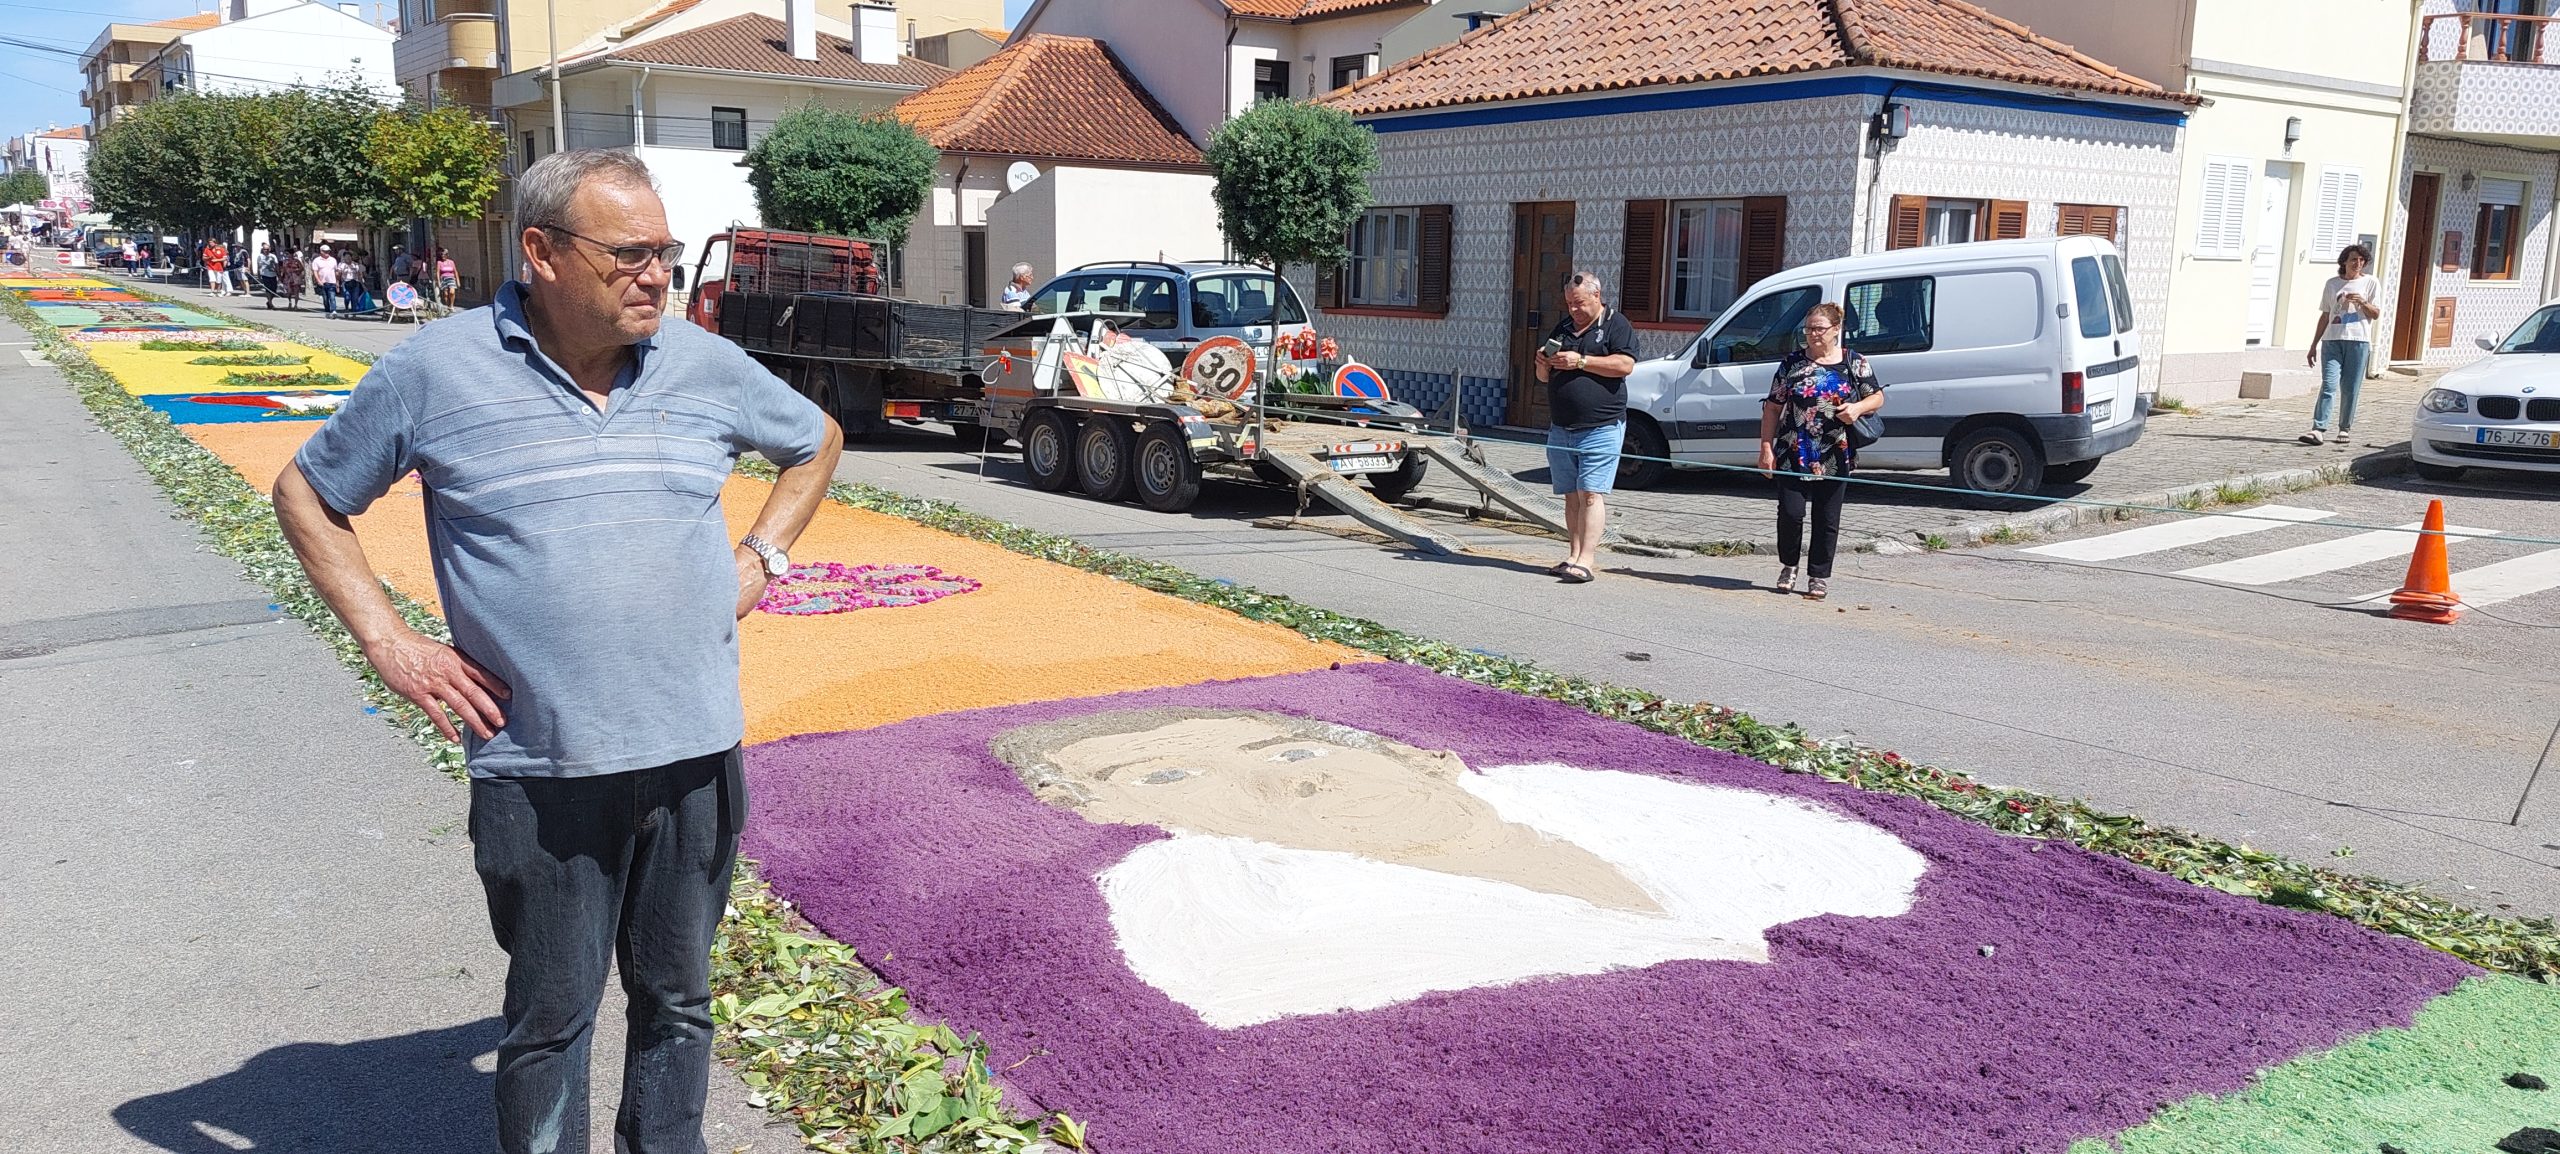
[1255,430,1611,557]
[1405,437,1622,546]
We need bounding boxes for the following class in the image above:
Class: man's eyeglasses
[545,227,685,274]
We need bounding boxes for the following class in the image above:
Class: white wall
[179,1,397,98]
[637,144,762,282]
[1015,0,1248,144]
[900,161,1218,305]
[1047,166,1222,270]
[1379,1,1528,66]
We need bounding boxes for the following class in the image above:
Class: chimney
[786,0,817,61]
[850,3,896,66]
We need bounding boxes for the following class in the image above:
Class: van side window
[2101,253,2135,334]
[1707,286,1820,365]
[1842,277,1934,355]
[2070,256,2111,339]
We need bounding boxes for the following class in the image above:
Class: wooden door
[1508,201,1575,428]
[2393,172,2440,361]
[2245,163,2291,345]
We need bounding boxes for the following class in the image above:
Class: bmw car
[2412,302,2560,481]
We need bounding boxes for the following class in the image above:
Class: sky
[0,0,1038,139]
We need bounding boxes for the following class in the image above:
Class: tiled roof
[1223,0,1422,22]
[1324,0,2191,116]
[606,14,950,87]
[37,126,88,139]
[895,34,1202,167]
[148,12,221,31]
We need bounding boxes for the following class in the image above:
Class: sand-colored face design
[1035,714,1661,913]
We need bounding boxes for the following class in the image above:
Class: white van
[1618,235,2148,498]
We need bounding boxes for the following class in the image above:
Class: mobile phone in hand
[1539,338,1564,358]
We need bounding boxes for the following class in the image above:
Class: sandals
[1774,566,1797,594]
[1546,561,1571,577]
[2298,430,2325,446]
[1559,563,1595,584]
[1803,578,1830,601]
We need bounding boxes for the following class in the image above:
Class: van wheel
[1950,426,2045,505]
[1023,410,1075,492]
[2043,458,2101,486]
[2414,461,2467,482]
[1134,423,1202,512]
[1617,415,1670,490]
[1077,417,1138,501]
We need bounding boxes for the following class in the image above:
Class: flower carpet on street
[12,269,2555,1153]
[1,277,359,424]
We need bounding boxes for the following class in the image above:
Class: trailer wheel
[1366,454,1429,502]
[1023,410,1075,492]
[1077,417,1138,502]
[1134,423,1202,513]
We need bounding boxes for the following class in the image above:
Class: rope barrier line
[1247,400,2560,548]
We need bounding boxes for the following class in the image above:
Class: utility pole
[546,0,562,152]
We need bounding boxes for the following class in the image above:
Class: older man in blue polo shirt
[274,149,843,1153]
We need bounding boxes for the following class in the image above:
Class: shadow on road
[113,1019,498,1153]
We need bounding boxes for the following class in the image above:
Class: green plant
[218,370,348,388]
[1203,98,1379,269]
[141,339,265,352]
[2150,395,2190,413]
[1982,524,2031,545]
[1921,533,1951,551]
[741,107,938,245]
[189,353,308,366]
[362,102,506,228]
[2212,480,2269,506]
[0,170,45,208]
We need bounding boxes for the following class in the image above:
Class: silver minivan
[1619,236,2149,497]
[1023,261,1312,368]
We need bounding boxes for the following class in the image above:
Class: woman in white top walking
[2301,243,2379,446]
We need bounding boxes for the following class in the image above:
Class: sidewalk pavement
[1410,380,2427,554]
[0,308,787,1152]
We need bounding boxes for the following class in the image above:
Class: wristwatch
[740,533,789,578]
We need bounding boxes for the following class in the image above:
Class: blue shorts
[1546,420,1625,494]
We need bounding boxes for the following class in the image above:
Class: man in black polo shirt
[1533,271,1639,583]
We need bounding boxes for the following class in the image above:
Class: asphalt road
[830,424,2560,918]
[0,312,789,1152]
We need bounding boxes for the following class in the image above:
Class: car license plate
[2477,427,2560,449]
[1328,454,1396,474]
[2089,399,2113,424]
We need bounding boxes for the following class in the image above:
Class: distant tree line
[87,75,506,248]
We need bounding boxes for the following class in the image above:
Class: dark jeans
[1776,475,1848,579]
[317,283,338,315]
[469,746,746,1154]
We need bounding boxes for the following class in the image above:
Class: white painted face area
[1096,762,1926,1030]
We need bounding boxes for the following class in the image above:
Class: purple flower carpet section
[741,662,2472,1154]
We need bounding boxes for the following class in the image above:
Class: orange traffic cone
[2389,499,2461,624]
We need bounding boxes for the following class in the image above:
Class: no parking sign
[1330,361,1388,400]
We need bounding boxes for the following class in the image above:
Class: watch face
[765,553,789,577]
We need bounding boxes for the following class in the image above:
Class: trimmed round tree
[1203,98,1379,270]
[743,106,939,244]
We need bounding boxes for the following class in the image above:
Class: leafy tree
[362,103,506,228]
[1203,98,1377,269]
[269,78,393,234]
[88,93,229,232]
[742,106,938,243]
[0,171,45,206]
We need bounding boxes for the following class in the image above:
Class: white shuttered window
[2309,168,2364,259]
[2195,156,2252,258]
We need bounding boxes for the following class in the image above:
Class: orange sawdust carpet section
[188,421,1368,741]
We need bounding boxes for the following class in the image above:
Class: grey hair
[1011,262,1034,278]
[1567,269,1607,297]
[514,149,658,234]
[988,707,1420,809]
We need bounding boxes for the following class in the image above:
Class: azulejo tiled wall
[2382,135,2559,367]
[1318,86,2185,425]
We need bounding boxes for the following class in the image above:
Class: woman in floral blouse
[1756,301,1884,601]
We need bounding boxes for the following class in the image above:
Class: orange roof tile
[1223,0,1421,21]
[147,12,221,31]
[606,14,950,86]
[1325,0,2191,117]
[895,34,1202,168]
[37,126,89,139]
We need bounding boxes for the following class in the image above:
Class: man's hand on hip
[362,628,512,743]
[734,546,771,620]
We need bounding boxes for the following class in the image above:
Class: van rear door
[2065,243,2140,431]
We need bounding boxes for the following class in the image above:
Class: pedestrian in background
[1533,270,1639,585]
[277,247,306,310]
[271,148,842,1154]
[391,245,414,288]
[340,251,370,314]
[1758,301,1884,601]
[1000,262,1034,311]
[2301,243,2379,447]
[205,238,232,295]
[310,245,340,316]
[437,247,461,309]
[255,243,280,306]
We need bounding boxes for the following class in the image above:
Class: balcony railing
[560,110,778,152]
[2419,12,2560,65]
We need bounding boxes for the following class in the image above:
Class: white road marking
[2357,548,2560,611]
[18,350,45,367]
[2024,504,2336,562]
[2175,522,2500,586]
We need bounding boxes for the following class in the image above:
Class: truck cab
[683,228,885,330]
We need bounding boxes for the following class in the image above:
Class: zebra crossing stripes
[2173,522,2501,586]
[2358,547,2560,611]
[2021,505,2335,562]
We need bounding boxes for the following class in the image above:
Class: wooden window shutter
[1986,199,2029,240]
[2087,205,2120,243]
[2056,204,2088,236]
[1415,204,1452,315]
[1619,198,1666,322]
[1887,194,1927,250]
[1739,196,1787,291]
